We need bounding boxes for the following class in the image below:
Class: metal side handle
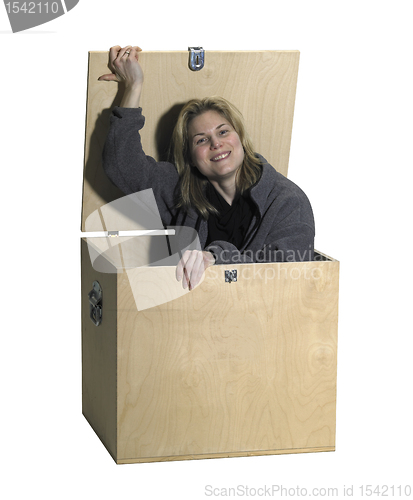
[88,280,102,326]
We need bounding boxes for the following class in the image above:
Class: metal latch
[188,47,205,71]
[88,281,103,326]
[225,270,237,283]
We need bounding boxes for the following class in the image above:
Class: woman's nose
[211,135,222,149]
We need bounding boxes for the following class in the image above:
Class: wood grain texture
[81,238,118,460]
[81,50,299,231]
[116,446,335,464]
[115,260,339,462]
[85,234,171,272]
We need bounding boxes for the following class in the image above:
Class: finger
[119,45,133,59]
[182,268,190,289]
[109,45,121,55]
[182,251,203,290]
[98,73,118,81]
[203,251,216,268]
[129,46,142,60]
[177,250,198,289]
[182,252,196,290]
[108,45,121,65]
[176,250,191,281]
[188,252,205,289]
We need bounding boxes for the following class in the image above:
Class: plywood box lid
[81,49,300,232]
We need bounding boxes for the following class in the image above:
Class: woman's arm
[99,45,180,212]
[98,45,143,108]
[99,46,211,289]
[206,222,315,265]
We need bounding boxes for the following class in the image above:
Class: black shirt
[205,184,256,249]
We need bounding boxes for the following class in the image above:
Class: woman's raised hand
[176,250,215,291]
[98,45,143,108]
[98,45,143,86]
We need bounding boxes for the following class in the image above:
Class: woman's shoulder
[252,155,314,222]
[255,155,303,194]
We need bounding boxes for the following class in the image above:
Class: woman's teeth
[211,152,230,161]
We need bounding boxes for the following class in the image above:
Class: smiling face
[187,110,245,185]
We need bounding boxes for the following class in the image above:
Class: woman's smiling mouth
[211,151,231,162]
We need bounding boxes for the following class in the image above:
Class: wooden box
[81,50,339,464]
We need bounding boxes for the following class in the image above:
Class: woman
[99,45,315,290]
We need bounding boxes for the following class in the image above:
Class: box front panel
[116,261,339,462]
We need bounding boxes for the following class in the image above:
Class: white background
[1,1,412,498]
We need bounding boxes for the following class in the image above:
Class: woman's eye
[197,137,207,145]
[220,130,228,135]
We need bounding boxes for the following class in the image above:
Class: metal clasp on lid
[188,47,205,71]
[225,270,237,283]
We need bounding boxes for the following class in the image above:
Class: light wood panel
[81,238,118,460]
[81,50,300,231]
[116,446,334,464]
[115,260,339,462]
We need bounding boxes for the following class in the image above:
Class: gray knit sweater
[102,107,315,264]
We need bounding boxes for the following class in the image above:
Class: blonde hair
[172,96,262,219]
